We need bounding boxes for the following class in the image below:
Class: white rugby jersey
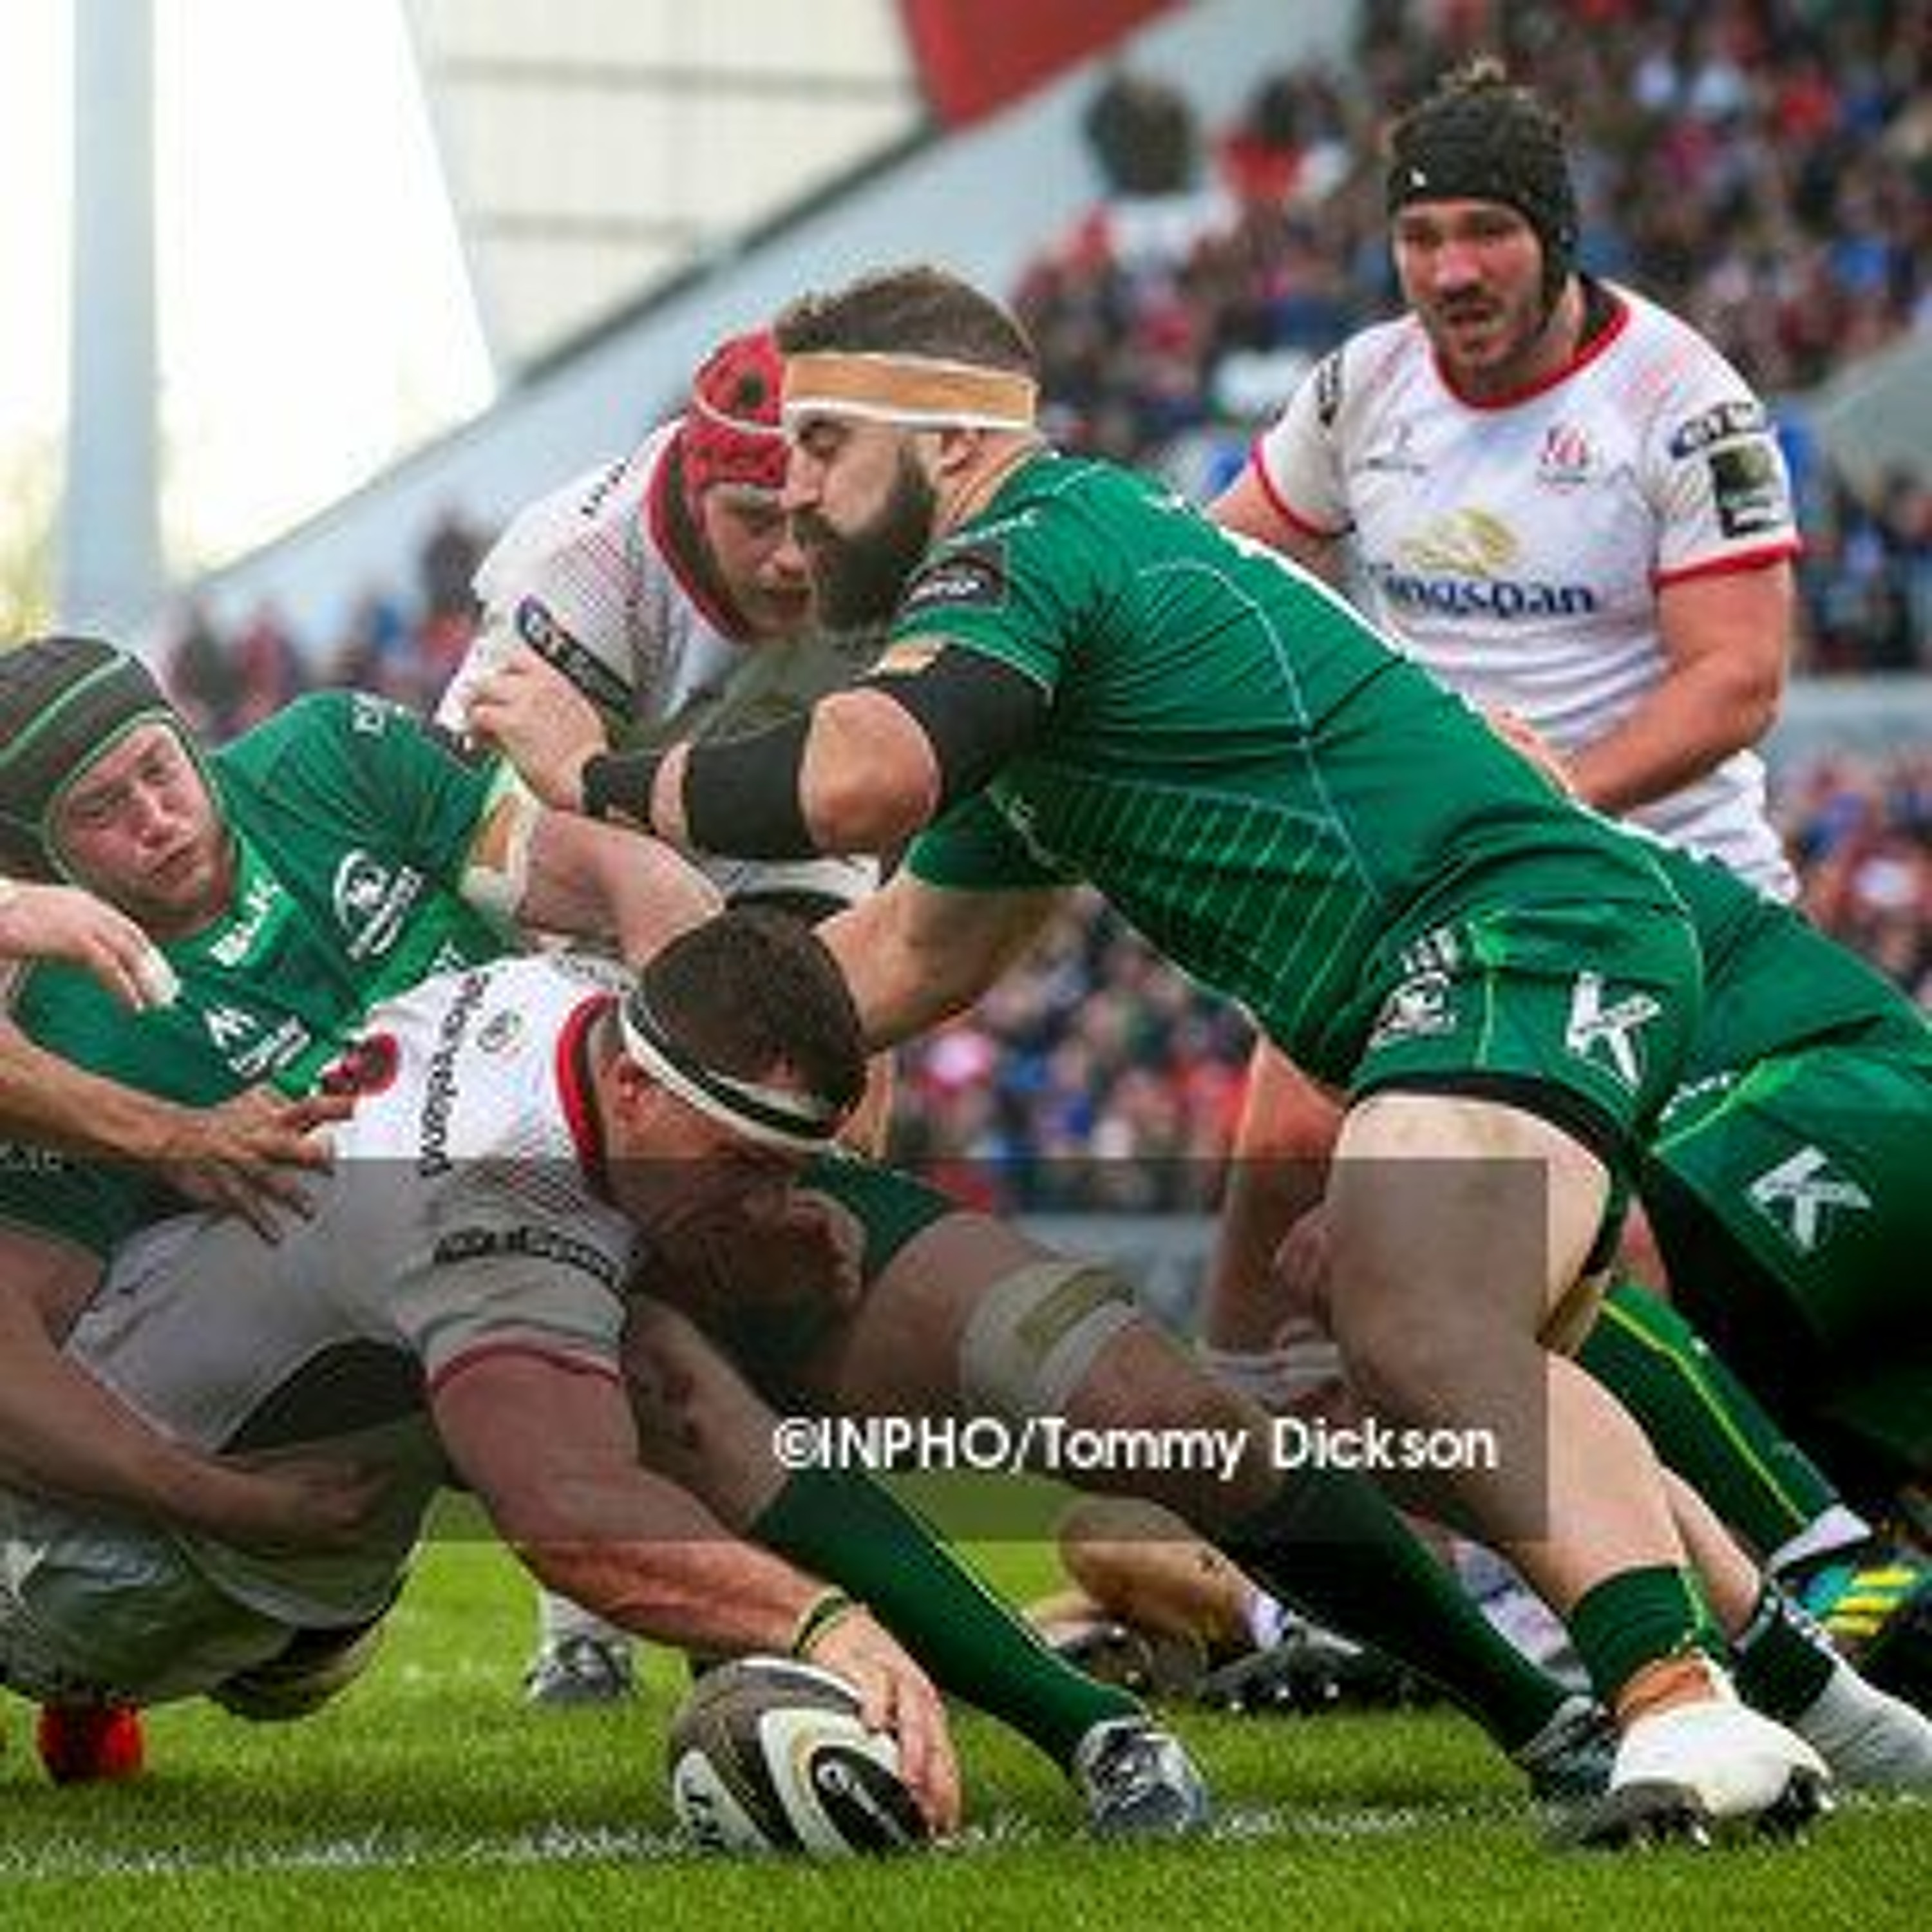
[440,422,880,909]
[67,952,639,1626]
[1249,285,1797,895]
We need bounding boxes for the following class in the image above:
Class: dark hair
[1385,59,1578,312]
[774,265,1039,378]
[637,907,866,1119]
[0,634,185,878]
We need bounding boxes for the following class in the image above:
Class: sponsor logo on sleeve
[432,1223,623,1290]
[514,596,633,715]
[1667,398,1769,459]
[1747,1146,1871,1255]
[1564,973,1662,1088]
[899,544,1009,618]
[1708,442,1788,540]
[1313,350,1343,428]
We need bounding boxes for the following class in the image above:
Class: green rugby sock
[1568,1563,1723,1707]
[752,1469,1138,1766]
[1580,1280,1838,1555]
[1731,1584,1836,1721]
[1222,1467,1569,1752]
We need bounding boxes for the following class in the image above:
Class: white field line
[0,1823,688,1882]
[0,1798,1520,1882]
[2,1792,1914,1882]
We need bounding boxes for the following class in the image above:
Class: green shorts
[1642,1033,1932,1484]
[1349,898,1703,1179]
[692,1155,964,1388]
[802,1154,961,1280]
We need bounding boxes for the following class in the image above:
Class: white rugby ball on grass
[667,1656,928,1857]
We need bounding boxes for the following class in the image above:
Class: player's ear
[933,424,983,481]
[608,1050,659,1122]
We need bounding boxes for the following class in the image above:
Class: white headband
[618,994,845,1155]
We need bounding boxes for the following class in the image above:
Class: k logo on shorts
[1747,1146,1872,1256]
[1563,972,1660,1088]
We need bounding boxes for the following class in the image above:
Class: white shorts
[0,1490,300,1705]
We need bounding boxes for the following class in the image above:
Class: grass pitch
[2,1537,1925,1930]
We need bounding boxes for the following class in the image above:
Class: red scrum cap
[678,328,789,521]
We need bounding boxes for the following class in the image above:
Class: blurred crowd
[1029,0,1932,673]
[1779,746,1932,998]
[164,508,486,741]
[151,0,1930,1208]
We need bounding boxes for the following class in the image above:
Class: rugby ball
[667,1656,928,1857]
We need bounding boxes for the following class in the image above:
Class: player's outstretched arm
[457,782,723,965]
[0,1024,176,1157]
[435,1347,960,1832]
[521,804,723,964]
[0,1023,342,1222]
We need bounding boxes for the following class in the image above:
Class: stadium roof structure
[399,0,923,381]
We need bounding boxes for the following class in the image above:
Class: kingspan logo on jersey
[1370,511,1597,623]
[332,852,427,962]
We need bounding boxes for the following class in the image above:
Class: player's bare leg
[1328,1092,1827,1841]
[1198,1044,1340,1408]
[790,1208,1609,1790]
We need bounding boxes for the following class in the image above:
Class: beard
[800,450,938,631]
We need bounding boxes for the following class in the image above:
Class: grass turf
[2,1538,1926,1929]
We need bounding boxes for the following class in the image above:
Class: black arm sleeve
[676,647,1046,861]
[680,716,817,859]
[861,647,1046,813]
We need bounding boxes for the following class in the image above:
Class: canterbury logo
[1563,974,1661,1088]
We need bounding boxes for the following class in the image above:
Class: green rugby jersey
[0,691,519,1255]
[900,452,1682,1082]
[1651,840,1931,1074]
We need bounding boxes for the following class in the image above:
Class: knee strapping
[958,1260,1139,1420]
